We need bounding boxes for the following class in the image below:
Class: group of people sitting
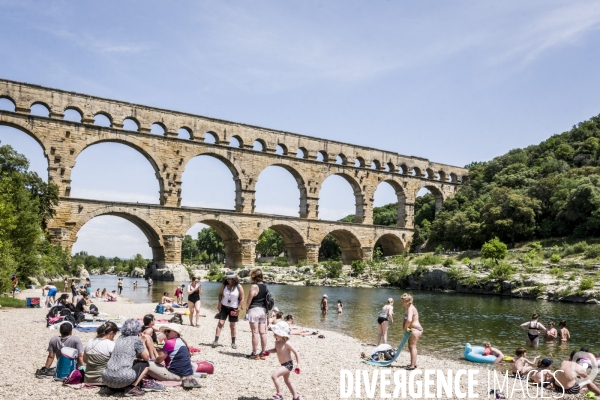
[92,288,118,302]
[36,314,210,396]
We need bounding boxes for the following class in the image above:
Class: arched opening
[253,139,266,152]
[229,135,242,148]
[426,168,435,179]
[319,230,362,264]
[0,124,48,180]
[0,97,16,112]
[30,103,50,117]
[412,166,422,177]
[184,220,243,267]
[94,113,111,127]
[371,160,381,170]
[318,174,364,222]
[354,157,365,168]
[151,123,166,135]
[336,154,347,165]
[373,180,406,226]
[461,175,469,183]
[123,118,139,132]
[275,144,287,155]
[374,234,405,257]
[204,131,218,144]
[316,150,327,162]
[438,171,447,182]
[449,172,458,183]
[64,108,82,123]
[72,215,159,262]
[399,164,408,175]
[260,225,307,265]
[385,162,394,172]
[255,165,305,217]
[178,127,192,140]
[180,154,239,209]
[417,186,443,213]
[296,148,307,159]
[70,142,160,203]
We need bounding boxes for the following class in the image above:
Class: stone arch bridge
[0,79,468,267]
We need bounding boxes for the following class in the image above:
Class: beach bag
[89,304,99,316]
[194,361,214,374]
[170,314,183,324]
[63,368,84,385]
[382,349,395,361]
[55,347,78,379]
[264,289,275,311]
[155,304,165,314]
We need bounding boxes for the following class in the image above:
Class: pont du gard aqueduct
[0,79,468,274]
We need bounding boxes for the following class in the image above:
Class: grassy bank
[0,296,26,308]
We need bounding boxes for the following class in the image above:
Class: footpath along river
[80,275,600,363]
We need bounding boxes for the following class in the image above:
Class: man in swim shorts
[555,350,600,395]
[43,284,58,308]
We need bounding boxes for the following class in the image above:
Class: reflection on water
[82,276,600,362]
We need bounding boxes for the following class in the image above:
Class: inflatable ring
[464,343,497,363]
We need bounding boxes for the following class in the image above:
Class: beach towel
[361,331,411,367]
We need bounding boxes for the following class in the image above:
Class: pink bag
[63,368,84,385]
[194,361,214,374]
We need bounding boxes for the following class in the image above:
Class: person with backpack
[212,270,245,349]
[36,322,85,378]
[245,268,271,360]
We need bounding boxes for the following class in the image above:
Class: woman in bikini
[402,293,423,370]
[187,276,202,327]
[377,298,394,346]
[520,313,546,347]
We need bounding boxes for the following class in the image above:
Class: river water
[79,275,600,363]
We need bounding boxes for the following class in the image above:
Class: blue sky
[1,1,600,258]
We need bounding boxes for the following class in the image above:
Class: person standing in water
[559,320,570,342]
[117,278,123,295]
[520,313,546,347]
[337,300,343,314]
[402,293,423,370]
[377,298,394,346]
[320,295,328,314]
[545,321,558,342]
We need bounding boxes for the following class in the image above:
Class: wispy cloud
[38,27,151,55]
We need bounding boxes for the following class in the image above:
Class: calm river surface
[84,275,600,362]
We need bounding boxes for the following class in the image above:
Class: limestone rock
[145,263,190,282]
[130,268,145,278]
[79,267,90,280]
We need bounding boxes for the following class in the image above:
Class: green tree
[319,235,341,261]
[481,237,507,262]
[256,229,286,257]
[181,234,197,263]
[197,228,225,262]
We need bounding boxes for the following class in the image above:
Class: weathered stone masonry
[0,79,468,267]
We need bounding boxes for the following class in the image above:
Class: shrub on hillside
[489,262,516,280]
[580,278,595,291]
[414,254,443,267]
[350,260,365,276]
[584,244,600,259]
[481,238,508,261]
[324,261,343,279]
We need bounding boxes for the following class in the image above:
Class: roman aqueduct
[0,79,468,267]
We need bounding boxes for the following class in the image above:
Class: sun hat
[271,321,290,338]
[225,270,237,278]
[540,358,553,367]
[273,307,279,312]
[323,294,328,298]
[159,323,182,335]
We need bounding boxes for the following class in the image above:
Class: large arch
[317,173,365,222]
[257,221,308,264]
[373,179,407,227]
[254,164,307,217]
[70,207,165,263]
[179,153,240,209]
[374,233,406,257]
[0,121,50,180]
[183,217,244,267]
[319,228,363,264]
[416,184,444,211]
[70,141,162,204]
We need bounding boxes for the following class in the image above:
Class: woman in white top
[83,322,118,384]
[377,298,394,346]
[212,271,245,349]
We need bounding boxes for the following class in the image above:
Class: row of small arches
[0,97,464,183]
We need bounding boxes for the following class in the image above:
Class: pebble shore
[0,289,585,399]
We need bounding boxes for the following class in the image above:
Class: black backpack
[264,289,275,311]
[170,314,183,324]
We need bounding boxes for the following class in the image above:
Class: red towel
[189,346,201,353]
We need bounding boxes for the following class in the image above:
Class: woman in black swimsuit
[520,313,546,347]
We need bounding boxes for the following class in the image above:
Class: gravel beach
[1,289,582,399]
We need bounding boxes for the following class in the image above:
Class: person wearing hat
[269,306,280,323]
[320,294,328,314]
[532,358,554,388]
[147,323,201,388]
[213,270,245,349]
[265,321,301,400]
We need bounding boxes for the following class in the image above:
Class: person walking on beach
[174,284,184,304]
[70,279,78,302]
[559,320,570,342]
[85,278,92,295]
[377,298,394,346]
[520,313,546,347]
[117,278,123,295]
[245,268,269,360]
[213,270,245,349]
[320,295,328,314]
[11,274,18,297]
[265,321,301,400]
[63,277,68,293]
[402,293,423,370]
[187,276,202,327]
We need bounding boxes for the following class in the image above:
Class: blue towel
[361,331,411,367]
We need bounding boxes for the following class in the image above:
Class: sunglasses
[163,330,171,334]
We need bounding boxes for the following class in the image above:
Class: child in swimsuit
[513,347,539,378]
[265,321,301,400]
[483,341,504,364]
[532,358,554,388]
[559,320,570,342]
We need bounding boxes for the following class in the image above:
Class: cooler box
[26,297,41,308]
